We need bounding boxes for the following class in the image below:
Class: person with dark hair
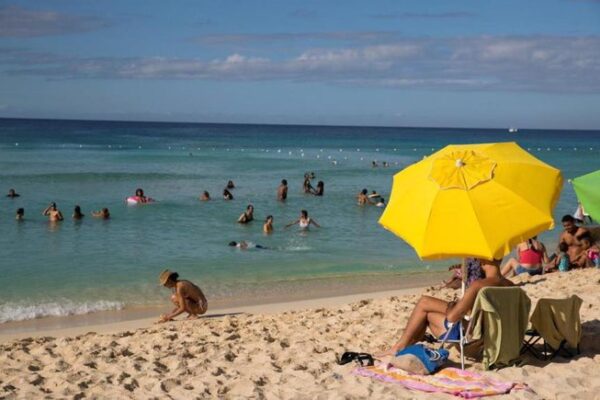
[278,179,288,201]
[228,241,267,250]
[92,208,111,219]
[226,180,235,190]
[571,234,599,268]
[286,209,320,230]
[7,188,20,198]
[357,188,372,206]
[545,242,570,273]
[73,205,85,220]
[223,189,234,200]
[200,191,210,201]
[501,236,549,277]
[158,269,207,323]
[558,214,589,261]
[312,181,324,196]
[263,215,274,234]
[15,208,24,221]
[42,202,63,222]
[238,204,254,223]
[134,188,148,203]
[303,173,313,194]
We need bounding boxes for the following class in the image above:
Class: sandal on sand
[337,352,374,367]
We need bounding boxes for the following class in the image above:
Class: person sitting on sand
[303,173,313,194]
[134,188,149,203]
[558,214,589,262]
[16,208,24,221]
[228,241,267,250]
[200,191,210,201]
[544,242,570,273]
[7,188,20,198]
[42,202,64,222]
[263,215,274,234]
[571,234,599,268]
[227,180,235,189]
[73,205,85,220]
[311,181,324,196]
[223,189,234,200]
[376,259,513,357]
[92,208,110,219]
[238,204,254,223]
[278,179,288,201]
[501,237,549,277]
[357,189,372,206]
[158,270,208,323]
[286,209,320,230]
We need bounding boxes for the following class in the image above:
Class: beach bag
[394,344,449,374]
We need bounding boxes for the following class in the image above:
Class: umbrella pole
[461,258,466,297]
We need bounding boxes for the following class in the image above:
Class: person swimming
[7,189,20,198]
[278,179,288,201]
[312,181,324,196]
[368,190,381,199]
[200,191,210,201]
[158,270,208,323]
[263,215,274,234]
[375,197,385,207]
[286,209,320,230]
[134,188,148,203]
[238,204,254,223]
[357,189,372,206]
[16,208,24,221]
[303,173,313,194]
[227,180,235,189]
[223,189,234,200]
[92,208,111,219]
[73,205,85,220]
[42,202,64,222]
[228,241,267,250]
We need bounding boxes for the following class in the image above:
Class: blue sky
[0,0,599,129]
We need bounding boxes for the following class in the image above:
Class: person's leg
[500,258,519,277]
[184,298,207,319]
[386,296,449,354]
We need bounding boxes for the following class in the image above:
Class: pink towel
[354,363,529,398]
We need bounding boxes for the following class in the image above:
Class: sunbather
[376,258,513,357]
[501,237,549,277]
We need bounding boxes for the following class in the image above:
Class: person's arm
[310,219,320,228]
[285,219,299,228]
[158,287,186,322]
[42,205,52,216]
[541,244,550,264]
[237,213,247,223]
[57,211,64,221]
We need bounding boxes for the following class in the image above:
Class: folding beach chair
[521,295,583,360]
[437,287,531,370]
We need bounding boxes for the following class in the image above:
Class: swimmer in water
[357,189,373,206]
[223,189,234,200]
[7,189,20,198]
[158,270,208,323]
[372,161,378,168]
[238,204,254,223]
[368,190,381,199]
[200,191,210,201]
[286,209,320,230]
[135,188,148,203]
[278,179,288,201]
[376,197,386,208]
[227,180,235,189]
[73,205,85,220]
[42,202,64,222]
[92,208,111,219]
[303,173,313,194]
[312,180,324,196]
[228,241,267,250]
[263,215,274,234]
[16,208,24,221]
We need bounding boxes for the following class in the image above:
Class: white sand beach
[1,269,599,399]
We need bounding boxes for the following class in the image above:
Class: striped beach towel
[353,363,528,398]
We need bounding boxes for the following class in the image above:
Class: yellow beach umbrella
[379,142,563,261]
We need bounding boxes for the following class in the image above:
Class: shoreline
[0,271,445,342]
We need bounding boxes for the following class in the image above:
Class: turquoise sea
[1,118,599,323]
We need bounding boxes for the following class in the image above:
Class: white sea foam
[0,300,125,323]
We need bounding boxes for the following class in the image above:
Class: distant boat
[508,127,518,133]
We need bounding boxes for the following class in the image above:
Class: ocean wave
[0,299,125,324]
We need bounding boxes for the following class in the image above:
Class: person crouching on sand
[158,270,208,323]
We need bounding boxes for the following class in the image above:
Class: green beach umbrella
[572,169,600,221]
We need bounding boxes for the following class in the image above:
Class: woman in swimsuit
[286,209,320,230]
[158,270,208,323]
[312,181,324,196]
[263,215,274,234]
[200,191,210,201]
[501,236,549,277]
[376,259,513,357]
[73,205,85,220]
[238,204,254,223]
[303,174,313,194]
[223,189,234,200]
[134,188,148,203]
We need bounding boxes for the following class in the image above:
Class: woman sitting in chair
[377,258,513,357]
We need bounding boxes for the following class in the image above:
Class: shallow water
[0,118,599,323]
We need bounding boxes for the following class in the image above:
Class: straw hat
[159,269,176,286]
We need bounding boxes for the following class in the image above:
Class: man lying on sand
[376,258,513,358]
[158,270,208,323]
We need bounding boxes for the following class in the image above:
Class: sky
[0,0,599,129]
